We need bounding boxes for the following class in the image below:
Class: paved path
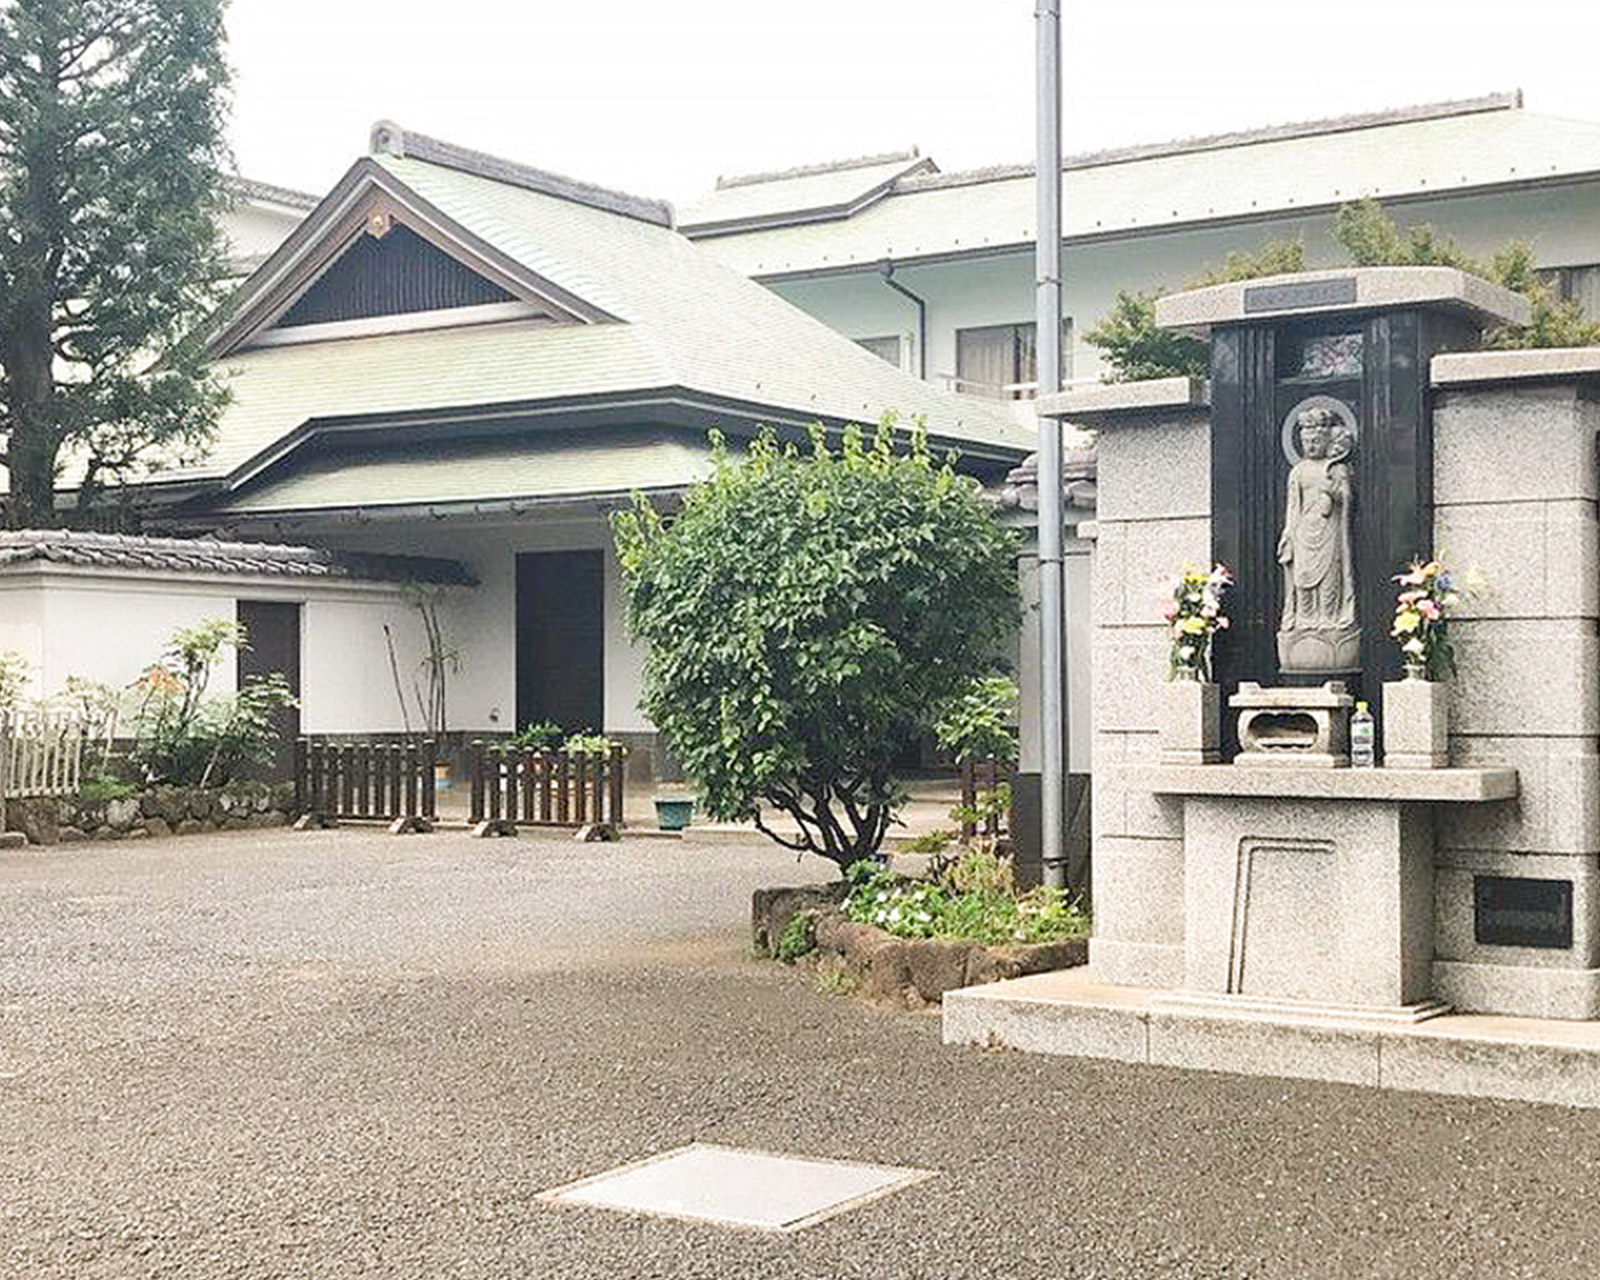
[3,828,1599,1279]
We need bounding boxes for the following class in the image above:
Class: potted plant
[1383,559,1463,768]
[1157,564,1231,765]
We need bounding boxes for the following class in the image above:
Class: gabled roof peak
[368,120,675,227]
[716,148,926,190]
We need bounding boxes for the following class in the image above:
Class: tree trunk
[2,305,60,529]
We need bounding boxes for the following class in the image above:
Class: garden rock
[751,883,849,957]
[105,798,141,831]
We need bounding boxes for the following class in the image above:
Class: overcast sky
[227,0,1600,206]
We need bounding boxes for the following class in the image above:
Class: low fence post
[608,745,625,828]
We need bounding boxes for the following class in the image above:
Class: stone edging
[5,782,296,846]
[752,883,1088,1008]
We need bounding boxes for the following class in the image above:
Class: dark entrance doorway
[516,550,604,734]
[236,600,302,781]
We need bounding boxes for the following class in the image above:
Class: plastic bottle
[1351,700,1376,768]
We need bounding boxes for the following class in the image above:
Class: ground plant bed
[753,853,1089,1008]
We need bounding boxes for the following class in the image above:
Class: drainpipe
[1036,0,1068,891]
[880,261,928,380]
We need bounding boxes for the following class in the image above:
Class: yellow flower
[1179,616,1208,635]
[1393,610,1421,634]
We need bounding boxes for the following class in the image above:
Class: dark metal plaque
[1474,876,1574,950]
[1244,277,1358,314]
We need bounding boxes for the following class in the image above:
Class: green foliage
[562,730,618,757]
[1082,291,1209,383]
[933,674,1020,765]
[902,828,957,856]
[512,719,564,752]
[614,418,1020,867]
[128,619,297,787]
[1333,198,1600,349]
[1085,239,1304,383]
[813,955,859,996]
[841,849,1088,945]
[773,910,818,963]
[76,773,137,802]
[948,782,1012,836]
[0,651,31,716]
[0,0,234,527]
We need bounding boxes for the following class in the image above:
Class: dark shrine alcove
[1208,304,1481,754]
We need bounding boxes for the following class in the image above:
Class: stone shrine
[947,269,1600,1106]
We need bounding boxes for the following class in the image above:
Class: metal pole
[1035,0,1068,890]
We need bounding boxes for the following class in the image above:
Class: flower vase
[1158,674,1221,765]
[1382,676,1449,769]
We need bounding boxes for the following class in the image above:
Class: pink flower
[1418,599,1442,621]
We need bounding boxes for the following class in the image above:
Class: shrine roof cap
[1154,266,1531,337]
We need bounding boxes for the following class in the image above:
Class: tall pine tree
[0,0,232,528]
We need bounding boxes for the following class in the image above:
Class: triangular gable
[210,158,618,358]
[274,223,516,328]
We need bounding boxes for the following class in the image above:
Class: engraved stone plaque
[1244,277,1358,314]
[1474,876,1573,950]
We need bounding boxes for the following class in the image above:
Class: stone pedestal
[1157,679,1221,765]
[1382,678,1448,768]
[1131,764,1516,1024]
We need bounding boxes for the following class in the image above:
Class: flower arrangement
[1162,564,1232,681]
[1391,559,1462,679]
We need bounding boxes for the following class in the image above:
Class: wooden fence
[1,712,85,799]
[293,738,437,832]
[468,743,625,835]
[0,712,85,837]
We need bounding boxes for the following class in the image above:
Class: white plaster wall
[298,593,427,734]
[28,574,244,697]
[316,514,652,735]
[0,583,46,696]
[0,568,445,734]
[768,180,1600,391]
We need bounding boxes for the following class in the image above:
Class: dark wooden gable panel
[276,224,518,328]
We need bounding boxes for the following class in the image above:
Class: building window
[954,320,1073,399]
[855,335,902,367]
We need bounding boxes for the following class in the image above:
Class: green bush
[614,419,1019,868]
[933,675,1020,766]
[773,910,818,963]
[842,849,1088,946]
[128,620,297,788]
[76,774,138,802]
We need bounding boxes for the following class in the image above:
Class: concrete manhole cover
[539,1143,935,1231]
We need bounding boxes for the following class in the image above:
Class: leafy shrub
[76,773,138,802]
[842,848,1088,946]
[128,620,297,788]
[614,420,1019,868]
[933,675,1019,765]
[562,730,619,757]
[513,719,564,752]
[774,910,818,963]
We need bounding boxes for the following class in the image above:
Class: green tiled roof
[689,101,1600,277]
[176,148,1032,499]
[217,431,713,515]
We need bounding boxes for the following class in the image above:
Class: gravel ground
[3,827,1600,1279]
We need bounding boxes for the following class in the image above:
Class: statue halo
[1281,396,1359,466]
